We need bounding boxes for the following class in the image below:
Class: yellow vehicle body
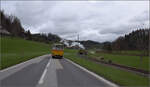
[52,44,64,59]
[52,50,64,57]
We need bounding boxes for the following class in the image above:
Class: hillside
[0,37,51,69]
[79,40,103,49]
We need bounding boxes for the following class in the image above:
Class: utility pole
[78,34,79,42]
[77,34,80,50]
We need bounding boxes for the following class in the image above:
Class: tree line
[0,10,61,43]
[102,28,149,54]
[79,40,103,49]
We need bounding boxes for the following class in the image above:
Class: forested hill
[79,40,103,49]
[79,28,149,50]
[103,29,149,52]
[112,29,149,50]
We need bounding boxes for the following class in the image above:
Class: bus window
[52,45,63,50]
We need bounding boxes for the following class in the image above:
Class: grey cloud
[99,24,132,35]
[1,1,149,42]
[130,11,148,21]
[14,1,56,28]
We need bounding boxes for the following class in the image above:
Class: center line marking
[38,58,52,84]
[46,59,51,68]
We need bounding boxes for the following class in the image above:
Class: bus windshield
[53,45,63,50]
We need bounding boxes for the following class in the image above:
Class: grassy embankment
[88,51,149,71]
[64,49,149,86]
[0,37,51,69]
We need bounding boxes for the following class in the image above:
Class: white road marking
[38,58,52,84]
[65,58,119,87]
[0,54,50,73]
[38,69,47,84]
[36,58,58,87]
[0,59,31,73]
[46,60,51,68]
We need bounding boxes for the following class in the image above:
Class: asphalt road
[0,54,116,87]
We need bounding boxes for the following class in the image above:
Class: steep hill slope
[0,37,51,69]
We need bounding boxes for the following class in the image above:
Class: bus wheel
[52,56,55,58]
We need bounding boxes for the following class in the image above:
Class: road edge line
[65,58,119,87]
[38,58,52,84]
[0,54,49,73]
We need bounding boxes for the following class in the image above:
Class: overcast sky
[1,1,149,42]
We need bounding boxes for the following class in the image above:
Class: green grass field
[88,52,149,71]
[112,50,146,55]
[0,37,51,69]
[89,49,146,55]
[64,49,149,86]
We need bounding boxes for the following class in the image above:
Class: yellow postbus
[52,44,64,59]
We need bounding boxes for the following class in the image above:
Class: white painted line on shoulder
[0,58,33,73]
[65,58,119,87]
[38,58,52,84]
[0,54,49,73]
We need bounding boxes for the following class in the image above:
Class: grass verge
[64,49,149,86]
[0,37,51,69]
[88,52,149,71]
